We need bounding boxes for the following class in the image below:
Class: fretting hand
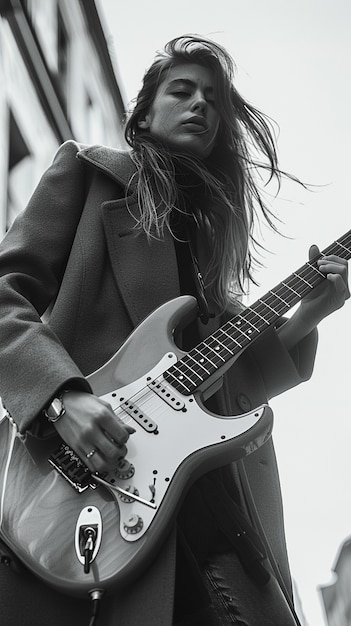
[299,244,350,326]
[278,244,349,350]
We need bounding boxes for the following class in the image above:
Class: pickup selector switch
[123,514,143,534]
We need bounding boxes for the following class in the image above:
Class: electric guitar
[0,230,350,598]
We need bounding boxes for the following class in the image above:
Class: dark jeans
[174,549,299,626]
[0,546,298,625]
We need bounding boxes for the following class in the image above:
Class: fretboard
[163,229,351,395]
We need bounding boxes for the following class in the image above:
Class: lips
[182,116,208,130]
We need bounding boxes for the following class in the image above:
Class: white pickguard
[99,352,266,542]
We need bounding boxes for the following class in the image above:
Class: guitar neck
[164,229,351,394]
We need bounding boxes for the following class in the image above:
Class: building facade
[320,537,351,626]
[0,0,126,237]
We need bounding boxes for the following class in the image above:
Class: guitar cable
[88,589,103,626]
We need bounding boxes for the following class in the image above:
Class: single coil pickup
[148,379,185,411]
[49,443,97,492]
[121,400,158,433]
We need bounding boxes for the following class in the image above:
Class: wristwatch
[44,392,67,423]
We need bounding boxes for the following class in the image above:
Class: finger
[103,416,135,446]
[325,273,350,303]
[317,259,349,279]
[113,414,136,435]
[326,272,351,298]
[82,439,128,471]
[96,433,125,461]
[101,430,129,461]
[83,448,111,473]
[97,399,136,436]
[318,254,348,267]
[309,244,320,261]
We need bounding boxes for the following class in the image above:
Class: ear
[137,114,151,129]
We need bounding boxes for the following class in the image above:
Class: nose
[190,90,207,114]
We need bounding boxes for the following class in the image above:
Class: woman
[0,35,348,626]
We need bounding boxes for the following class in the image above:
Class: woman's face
[139,63,220,158]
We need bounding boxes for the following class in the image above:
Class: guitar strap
[171,213,215,327]
[237,459,302,626]
[0,537,24,575]
[185,226,215,325]
[198,469,271,586]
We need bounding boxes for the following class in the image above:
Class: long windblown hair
[124,35,284,310]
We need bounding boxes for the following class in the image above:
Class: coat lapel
[77,144,180,327]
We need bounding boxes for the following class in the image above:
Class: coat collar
[76,144,137,191]
[76,143,181,327]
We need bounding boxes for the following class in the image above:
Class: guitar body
[0,296,272,597]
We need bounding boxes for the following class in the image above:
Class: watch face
[49,398,63,418]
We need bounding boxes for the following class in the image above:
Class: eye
[172,90,191,97]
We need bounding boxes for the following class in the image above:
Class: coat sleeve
[246,320,318,401]
[0,140,92,434]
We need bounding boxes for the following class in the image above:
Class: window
[57,6,69,116]
[7,111,32,229]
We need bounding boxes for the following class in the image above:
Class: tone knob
[123,514,143,534]
[115,458,135,479]
[118,485,140,503]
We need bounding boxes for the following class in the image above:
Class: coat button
[237,393,252,411]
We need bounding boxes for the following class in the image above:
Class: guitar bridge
[49,443,97,493]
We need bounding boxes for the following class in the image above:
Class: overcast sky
[99,1,351,623]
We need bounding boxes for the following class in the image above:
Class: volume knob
[123,514,143,534]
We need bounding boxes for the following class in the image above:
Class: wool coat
[0,140,317,625]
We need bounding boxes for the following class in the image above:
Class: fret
[325,235,351,258]
[281,281,301,299]
[221,327,243,348]
[215,326,250,355]
[298,269,318,288]
[163,228,351,395]
[172,364,199,386]
[258,298,280,317]
[336,241,351,254]
[179,359,205,384]
[306,262,324,278]
[187,351,210,375]
[232,318,253,341]
[269,290,290,307]
[274,285,296,307]
[206,342,226,362]
[198,344,225,368]
[285,275,308,295]
[249,307,271,327]
[213,327,250,357]
[192,347,218,370]
[209,335,235,358]
[243,317,260,333]
[197,351,218,369]
[293,272,313,288]
[164,372,192,394]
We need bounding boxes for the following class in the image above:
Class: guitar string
[174,235,351,389]
[109,234,351,417]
